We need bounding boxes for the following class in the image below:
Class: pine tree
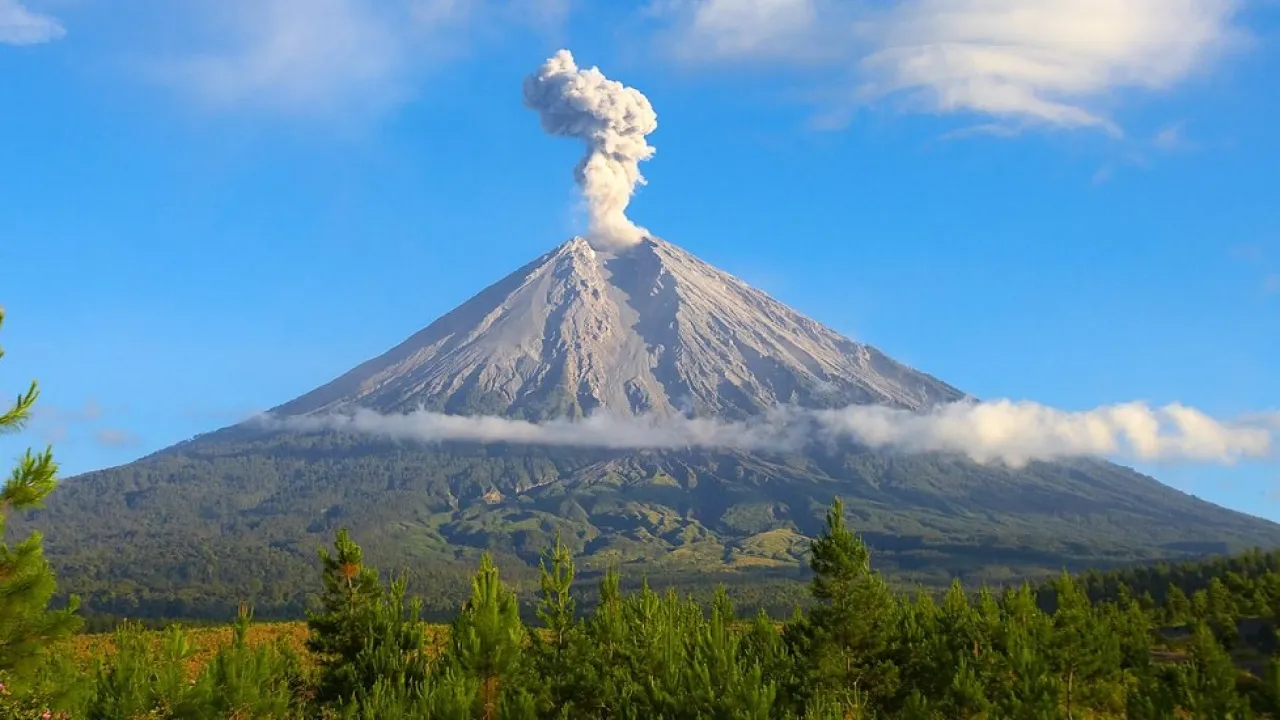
[347,576,433,700]
[1126,664,1180,720]
[947,657,991,719]
[307,527,420,704]
[531,532,581,715]
[574,566,628,719]
[84,622,156,719]
[619,578,684,717]
[1206,577,1242,649]
[446,552,528,720]
[999,621,1061,720]
[1177,622,1250,719]
[195,605,300,719]
[85,621,201,718]
[1165,584,1192,625]
[740,607,794,706]
[930,579,993,717]
[898,691,940,720]
[1192,588,1210,620]
[0,309,81,685]
[1111,587,1153,672]
[884,589,929,711]
[537,533,576,647]
[1047,571,1116,720]
[797,497,900,714]
[684,586,777,719]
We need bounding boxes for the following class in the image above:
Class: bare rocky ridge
[274,236,965,422]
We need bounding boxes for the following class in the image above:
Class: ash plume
[258,399,1277,469]
[523,49,658,251]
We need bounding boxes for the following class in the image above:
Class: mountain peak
[272,237,964,421]
[551,234,597,259]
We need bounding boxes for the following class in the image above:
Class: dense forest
[13,495,1280,718]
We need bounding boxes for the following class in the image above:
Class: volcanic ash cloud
[523,49,658,251]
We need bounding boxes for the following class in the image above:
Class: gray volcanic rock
[273,236,965,422]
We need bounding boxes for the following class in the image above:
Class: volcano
[30,237,1280,620]
[273,236,963,421]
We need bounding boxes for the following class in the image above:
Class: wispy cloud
[31,399,103,424]
[0,0,64,45]
[259,399,1277,469]
[96,428,141,448]
[1227,242,1278,297]
[1153,121,1191,152]
[153,0,450,116]
[937,123,1024,143]
[29,399,103,443]
[1231,243,1266,263]
[151,0,570,116]
[649,0,1245,135]
[1088,122,1203,185]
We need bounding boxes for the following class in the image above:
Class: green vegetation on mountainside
[20,424,1280,623]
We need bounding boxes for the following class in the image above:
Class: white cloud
[96,428,141,447]
[1153,121,1190,151]
[25,398,108,445]
[651,0,1245,134]
[0,0,65,45]
[261,406,811,452]
[156,0,440,115]
[659,0,824,61]
[815,400,1271,467]
[155,0,569,116]
[259,399,1277,469]
[30,398,103,424]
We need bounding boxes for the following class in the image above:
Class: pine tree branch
[0,384,38,436]
[0,310,40,436]
[1,448,58,517]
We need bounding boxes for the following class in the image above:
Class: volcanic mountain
[30,236,1280,621]
[272,236,963,421]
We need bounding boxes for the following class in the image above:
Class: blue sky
[1,0,1277,517]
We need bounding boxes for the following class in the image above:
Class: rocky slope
[273,236,965,421]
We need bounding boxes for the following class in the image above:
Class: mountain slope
[33,433,1280,621]
[274,237,965,421]
[25,236,1280,621]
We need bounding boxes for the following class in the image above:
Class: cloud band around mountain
[257,399,1276,468]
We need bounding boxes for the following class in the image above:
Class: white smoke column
[523,49,658,251]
